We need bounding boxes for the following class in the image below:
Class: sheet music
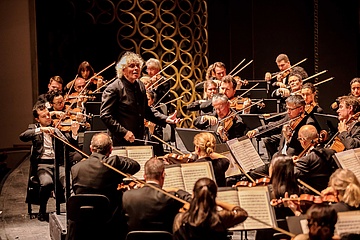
[217,188,245,230]
[223,151,242,177]
[335,210,360,236]
[227,138,264,172]
[125,146,153,178]
[163,165,185,190]
[335,149,360,180]
[181,162,214,192]
[237,186,275,230]
[110,148,127,157]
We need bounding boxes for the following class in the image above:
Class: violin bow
[147,59,177,90]
[66,74,78,97]
[238,83,259,98]
[232,60,253,77]
[79,61,116,96]
[51,130,89,158]
[154,96,184,110]
[228,58,246,76]
[150,134,185,155]
[297,179,321,195]
[153,88,171,108]
[92,77,116,93]
[293,77,334,95]
[219,99,264,124]
[270,58,308,80]
[302,70,327,83]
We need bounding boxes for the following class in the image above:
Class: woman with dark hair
[293,204,338,240]
[173,177,247,240]
[301,82,323,113]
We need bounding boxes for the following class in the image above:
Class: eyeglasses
[286,106,300,111]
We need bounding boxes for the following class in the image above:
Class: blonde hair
[329,169,360,208]
[193,132,215,155]
[116,51,144,78]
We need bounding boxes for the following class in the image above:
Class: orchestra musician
[331,78,360,111]
[69,132,140,240]
[293,125,336,193]
[19,102,79,221]
[122,157,192,233]
[193,93,246,142]
[187,79,218,115]
[273,73,303,98]
[100,51,180,146]
[220,75,252,114]
[335,95,360,150]
[65,61,104,92]
[37,76,64,109]
[301,82,324,113]
[172,177,248,240]
[192,132,230,187]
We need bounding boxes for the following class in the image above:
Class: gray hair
[116,52,144,78]
[286,94,305,107]
[90,133,113,155]
[145,58,161,70]
[211,93,228,105]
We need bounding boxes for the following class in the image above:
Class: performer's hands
[246,129,257,138]
[265,72,272,81]
[166,110,181,124]
[71,121,80,136]
[243,98,252,114]
[124,130,135,142]
[338,119,347,133]
[40,127,55,134]
[203,115,218,126]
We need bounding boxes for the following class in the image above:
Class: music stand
[175,128,222,152]
[83,130,107,156]
[313,113,339,138]
[286,215,308,235]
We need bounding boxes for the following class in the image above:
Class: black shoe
[37,212,48,222]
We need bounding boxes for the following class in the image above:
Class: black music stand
[175,128,222,152]
[313,113,339,139]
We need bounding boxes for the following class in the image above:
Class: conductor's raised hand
[166,110,181,124]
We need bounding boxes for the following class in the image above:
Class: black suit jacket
[100,77,167,146]
[122,183,191,233]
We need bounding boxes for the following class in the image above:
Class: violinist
[19,102,78,221]
[193,132,230,187]
[37,76,64,109]
[187,79,218,115]
[220,75,252,114]
[65,61,104,92]
[193,93,246,143]
[301,83,323,113]
[194,63,217,93]
[293,125,336,193]
[122,157,192,233]
[335,95,360,150]
[100,51,180,146]
[330,78,360,111]
[70,132,140,239]
[145,58,172,113]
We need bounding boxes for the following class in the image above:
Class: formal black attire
[100,77,168,146]
[193,109,246,142]
[295,146,336,193]
[338,121,360,150]
[69,152,140,240]
[19,124,75,215]
[186,99,214,116]
[122,183,191,233]
[195,156,229,187]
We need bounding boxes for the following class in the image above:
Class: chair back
[125,230,173,240]
[67,194,111,223]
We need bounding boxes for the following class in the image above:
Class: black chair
[66,194,112,240]
[125,231,173,240]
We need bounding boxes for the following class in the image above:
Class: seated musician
[301,82,323,113]
[193,132,230,187]
[193,93,246,142]
[272,73,303,99]
[187,79,218,115]
[122,157,192,233]
[37,76,64,109]
[19,102,79,221]
[65,61,104,92]
[220,75,252,114]
[336,95,360,150]
[293,125,336,193]
[145,58,172,113]
[173,177,248,240]
[69,132,140,239]
[331,78,360,111]
[247,95,319,158]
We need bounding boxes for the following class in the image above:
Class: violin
[52,118,90,132]
[234,76,249,90]
[161,153,198,164]
[270,193,338,207]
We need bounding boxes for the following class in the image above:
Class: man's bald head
[298,125,318,141]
